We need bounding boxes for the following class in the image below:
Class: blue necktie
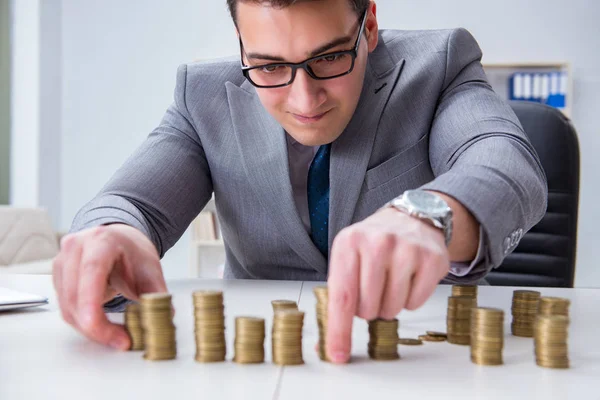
[308,144,331,258]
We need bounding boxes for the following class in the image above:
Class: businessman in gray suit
[52,0,547,363]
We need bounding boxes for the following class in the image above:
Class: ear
[365,1,379,52]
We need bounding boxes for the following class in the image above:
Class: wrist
[381,190,453,246]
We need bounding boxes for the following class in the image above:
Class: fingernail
[110,336,129,351]
[332,351,348,363]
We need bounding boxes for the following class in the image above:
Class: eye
[259,65,284,74]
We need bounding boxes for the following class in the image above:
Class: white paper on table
[0,287,48,311]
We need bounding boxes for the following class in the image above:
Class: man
[52,0,547,364]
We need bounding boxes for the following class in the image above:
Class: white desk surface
[1,274,599,400]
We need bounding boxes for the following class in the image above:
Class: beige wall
[0,0,10,204]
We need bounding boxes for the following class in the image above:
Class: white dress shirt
[285,132,486,278]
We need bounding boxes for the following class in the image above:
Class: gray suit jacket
[71,28,548,283]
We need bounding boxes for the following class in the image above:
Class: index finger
[76,233,131,350]
[326,239,360,364]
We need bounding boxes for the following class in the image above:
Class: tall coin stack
[511,290,541,337]
[452,285,478,306]
[313,286,329,361]
[447,296,476,345]
[368,319,400,360]
[233,317,265,364]
[193,290,226,363]
[140,293,177,360]
[125,303,144,351]
[272,309,305,365]
[538,297,570,317]
[271,300,298,312]
[534,314,570,369]
[470,307,504,366]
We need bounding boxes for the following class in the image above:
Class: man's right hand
[52,224,168,350]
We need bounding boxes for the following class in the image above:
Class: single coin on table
[418,334,447,342]
[398,338,423,346]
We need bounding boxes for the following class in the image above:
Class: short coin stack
[125,303,144,351]
[447,296,476,345]
[233,317,265,364]
[470,307,504,366]
[534,314,570,369]
[452,285,478,306]
[193,291,226,363]
[313,286,329,361]
[140,293,177,360]
[368,319,400,360]
[272,309,305,365]
[511,290,541,337]
[271,300,298,312]
[538,297,570,317]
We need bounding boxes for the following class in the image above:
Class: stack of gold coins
[452,285,478,306]
[193,290,226,363]
[125,303,144,351]
[140,293,176,360]
[534,314,570,369]
[447,296,476,345]
[538,297,570,317]
[233,317,265,364]
[271,300,298,312]
[272,309,304,365]
[368,319,400,360]
[470,307,504,366]
[511,290,541,337]
[313,286,329,361]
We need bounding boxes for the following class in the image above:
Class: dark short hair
[227,0,369,26]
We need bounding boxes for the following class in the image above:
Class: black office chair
[486,101,580,288]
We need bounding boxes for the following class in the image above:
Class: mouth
[291,110,330,124]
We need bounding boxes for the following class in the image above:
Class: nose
[287,68,327,115]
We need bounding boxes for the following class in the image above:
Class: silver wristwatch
[382,190,453,246]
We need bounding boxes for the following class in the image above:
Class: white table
[1,274,599,400]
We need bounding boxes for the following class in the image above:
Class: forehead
[236,0,358,61]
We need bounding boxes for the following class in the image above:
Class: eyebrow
[245,34,354,62]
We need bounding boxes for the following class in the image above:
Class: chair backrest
[486,101,580,288]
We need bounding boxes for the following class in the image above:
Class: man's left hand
[325,207,450,363]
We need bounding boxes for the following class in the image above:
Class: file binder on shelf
[483,62,571,118]
[509,70,567,112]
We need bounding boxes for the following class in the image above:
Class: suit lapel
[226,81,328,275]
[328,52,406,253]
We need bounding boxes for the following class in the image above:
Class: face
[236,0,379,146]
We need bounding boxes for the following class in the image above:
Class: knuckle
[337,227,362,247]
[91,225,115,244]
[371,233,395,255]
[60,233,79,252]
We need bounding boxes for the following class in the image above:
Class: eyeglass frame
[239,8,369,89]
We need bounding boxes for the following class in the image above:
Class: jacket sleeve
[419,28,548,281]
[69,64,213,258]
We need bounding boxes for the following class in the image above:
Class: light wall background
[9,0,600,285]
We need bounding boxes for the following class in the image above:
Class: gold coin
[418,334,446,342]
[398,338,423,345]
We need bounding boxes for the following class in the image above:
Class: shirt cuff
[103,294,133,313]
[448,225,486,278]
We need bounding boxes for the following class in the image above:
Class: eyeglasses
[239,9,368,89]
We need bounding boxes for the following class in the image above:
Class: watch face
[406,190,449,214]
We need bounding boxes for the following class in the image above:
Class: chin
[286,128,341,147]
